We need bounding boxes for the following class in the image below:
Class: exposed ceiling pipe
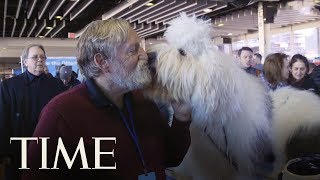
[19,19,27,37]
[3,0,7,37]
[11,18,17,37]
[69,0,94,21]
[38,0,52,19]
[49,0,66,20]
[27,0,38,19]
[15,0,23,19]
[27,19,37,37]
[51,20,66,37]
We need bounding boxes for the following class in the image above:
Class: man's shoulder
[1,73,25,88]
[47,84,88,109]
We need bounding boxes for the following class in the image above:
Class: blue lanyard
[117,97,148,175]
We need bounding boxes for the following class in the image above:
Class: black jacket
[290,75,320,95]
[310,65,320,88]
[0,71,65,158]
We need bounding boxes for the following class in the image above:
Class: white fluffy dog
[145,13,320,179]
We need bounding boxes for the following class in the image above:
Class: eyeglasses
[27,55,47,61]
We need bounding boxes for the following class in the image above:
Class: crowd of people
[237,46,320,95]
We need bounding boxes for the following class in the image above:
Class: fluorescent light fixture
[146,2,155,6]
[39,36,45,38]
[203,8,213,13]
[55,16,63,20]
[227,33,232,36]
[217,23,224,27]
[46,26,53,30]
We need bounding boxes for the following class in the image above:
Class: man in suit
[0,44,65,179]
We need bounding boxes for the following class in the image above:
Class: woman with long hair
[261,53,289,91]
[288,54,319,95]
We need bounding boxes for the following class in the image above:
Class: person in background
[252,53,263,76]
[0,44,65,180]
[308,62,316,75]
[54,64,65,80]
[310,63,320,89]
[23,18,191,180]
[288,54,320,95]
[43,64,53,77]
[260,53,289,91]
[238,47,256,75]
[59,66,81,89]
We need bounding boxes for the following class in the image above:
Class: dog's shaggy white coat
[146,13,320,179]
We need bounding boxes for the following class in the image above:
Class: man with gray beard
[23,19,191,180]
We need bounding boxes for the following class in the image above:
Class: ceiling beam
[15,0,23,19]
[38,0,52,19]
[123,0,165,20]
[116,0,152,18]
[138,0,187,23]
[49,0,66,20]
[62,0,80,19]
[44,20,56,37]
[19,19,27,37]
[69,0,94,21]
[27,19,38,37]
[11,18,17,37]
[102,0,139,20]
[50,20,66,38]
[3,0,8,37]
[129,0,175,23]
[35,20,47,37]
[27,0,38,19]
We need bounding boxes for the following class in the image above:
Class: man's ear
[94,53,109,72]
[23,59,28,67]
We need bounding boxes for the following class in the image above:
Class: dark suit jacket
[0,71,65,160]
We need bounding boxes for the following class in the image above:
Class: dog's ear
[178,49,186,56]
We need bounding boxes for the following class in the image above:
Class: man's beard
[110,60,152,90]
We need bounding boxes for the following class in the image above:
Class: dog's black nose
[147,52,157,66]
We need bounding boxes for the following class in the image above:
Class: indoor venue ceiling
[1,0,319,39]
[0,0,119,38]
[0,0,262,39]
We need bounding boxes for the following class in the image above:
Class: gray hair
[21,44,46,61]
[77,18,131,78]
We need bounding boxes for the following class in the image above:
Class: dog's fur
[145,13,320,179]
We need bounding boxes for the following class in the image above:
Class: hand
[171,101,192,122]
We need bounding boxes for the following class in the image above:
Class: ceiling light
[146,2,155,6]
[217,23,224,27]
[55,16,63,20]
[203,8,213,13]
[39,36,45,38]
[227,33,233,36]
[46,26,53,30]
